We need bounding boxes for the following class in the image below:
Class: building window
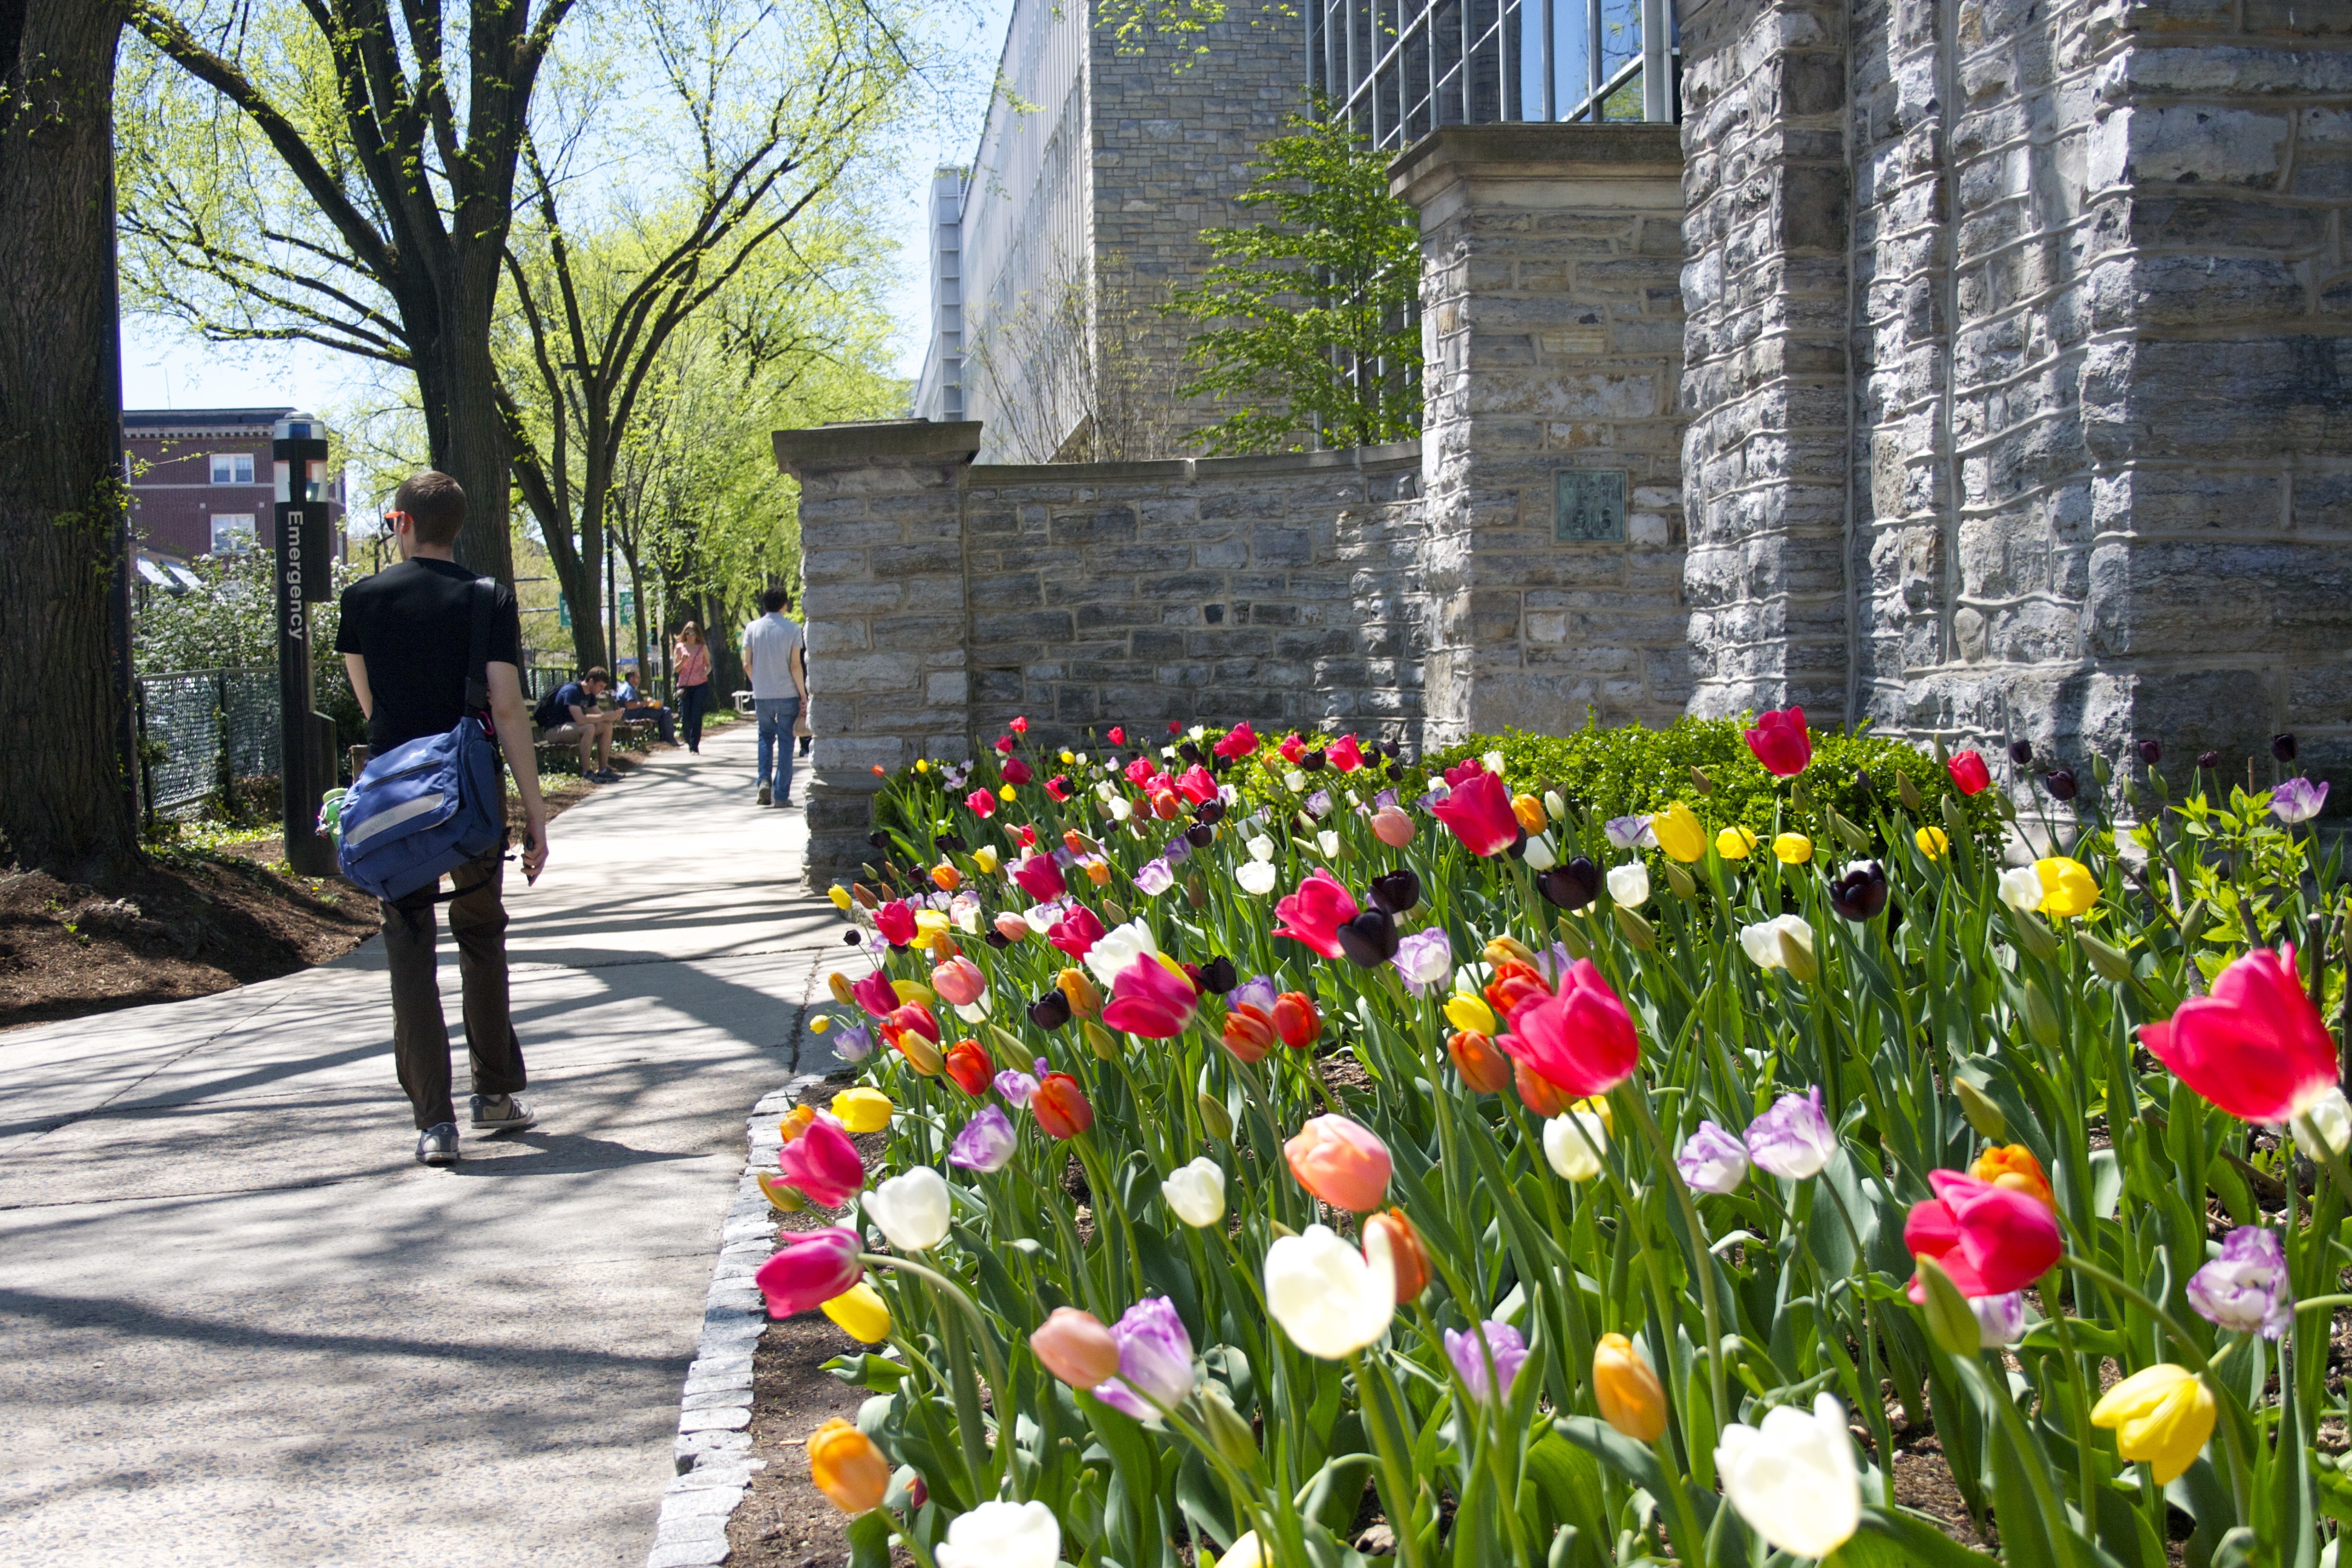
[210,452,256,485]
[210,514,257,555]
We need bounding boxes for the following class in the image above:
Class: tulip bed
[762,713,2346,1568]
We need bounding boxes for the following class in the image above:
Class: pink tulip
[1284,1114,1393,1212]
[993,912,1031,942]
[1495,959,1639,1097]
[776,1119,865,1207]
[1175,765,1220,804]
[1430,770,1520,857]
[2140,944,2337,1124]
[873,901,916,947]
[1047,904,1105,960]
[1100,954,1200,1038]
[1273,868,1359,959]
[1743,706,1811,776]
[1212,722,1259,760]
[931,955,986,1008]
[754,1227,863,1316]
[1903,1169,2062,1300]
[1370,806,1414,848]
[965,788,998,818]
[1031,1306,1122,1387]
[851,971,899,1019]
[1011,852,1067,901]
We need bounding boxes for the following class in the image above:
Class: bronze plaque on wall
[1554,469,1627,543]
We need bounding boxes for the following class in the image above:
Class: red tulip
[873,901,916,947]
[965,788,998,818]
[1495,959,1639,1097]
[1279,733,1306,764]
[997,760,1031,789]
[1272,990,1322,1049]
[754,1227,863,1316]
[1273,869,1359,959]
[1045,774,1073,801]
[1327,734,1364,773]
[1011,852,1067,901]
[2140,944,2337,1124]
[851,971,900,1019]
[1015,825,1039,848]
[1100,953,1200,1038]
[1431,770,1520,857]
[1442,756,1486,788]
[1175,765,1219,804]
[1904,1169,2063,1300]
[1168,720,1181,734]
[1947,750,1992,796]
[1107,726,1125,745]
[1047,904,1106,961]
[1285,1114,1392,1211]
[776,1118,864,1207]
[994,734,1015,753]
[944,1037,993,1096]
[1743,706,1811,776]
[1213,722,1258,759]
[1032,1073,1093,1138]
[1222,1002,1276,1063]
[1125,756,1155,786]
[1010,715,1029,734]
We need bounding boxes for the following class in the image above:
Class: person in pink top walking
[673,622,714,753]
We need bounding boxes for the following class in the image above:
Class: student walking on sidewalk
[673,622,713,752]
[337,471,551,1167]
[741,585,808,807]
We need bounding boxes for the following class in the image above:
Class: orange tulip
[1284,1114,1393,1212]
[930,862,962,892]
[1272,991,1322,1049]
[1030,1305,1122,1388]
[1223,1002,1276,1064]
[1150,789,1183,820]
[1058,966,1103,1019]
[1969,1143,2056,1209]
[1063,829,1094,856]
[893,1027,944,1076]
[1483,935,1540,970]
[1448,1030,1514,1095]
[778,1103,817,1146]
[1484,961,1550,1025]
[1592,1333,1668,1442]
[1514,1058,1570,1118]
[807,1418,890,1514]
[1512,794,1547,835]
[1364,1208,1431,1302]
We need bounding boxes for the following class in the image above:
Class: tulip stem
[1620,1085,1730,1440]
[860,1252,1022,1500]
[886,1507,941,1568]
[1348,1349,1429,1568]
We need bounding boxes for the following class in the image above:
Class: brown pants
[381,844,528,1130]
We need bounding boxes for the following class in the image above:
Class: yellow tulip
[914,759,929,773]
[2035,856,2098,918]
[807,1418,890,1514]
[1443,993,1498,1036]
[1915,826,1950,860]
[754,1170,806,1213]
[1773,832,1813,865]
[828,884,854,912]
[1570,1094,1615,1133]
[1716,825,1758,860]
[809,1014,833,1034]
[1483,935,1540,969]
[892,979,936,1005]
[2091,1364,2215,1484]
[1592,1333,1667,1442]
[999,785,1016,802]
[1060,749,1076,764]
[827,972,856,1006]
[832,1087,895,1132]
[913,909,950,938]
[1651,802,1706,863]
[972,844,1000,874]
[822,1282,892,1344]
[1058,966,1103,1019]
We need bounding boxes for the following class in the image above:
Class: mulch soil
[0,753,645,1033]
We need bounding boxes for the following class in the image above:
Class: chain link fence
[136,669,280,818]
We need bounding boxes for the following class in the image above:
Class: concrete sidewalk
[0,726,847,1567]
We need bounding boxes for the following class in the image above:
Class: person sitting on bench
[535,668,621,782]
[615,667,675,745]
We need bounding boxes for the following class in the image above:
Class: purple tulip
[1230,973,1279,1015]
[1162,833,1193,867]
[2273,777,2329,825]
[833,1021,875,1062]
[1971,1291,2027,1345]
[1676,1119,1749,1195]
[949,1106,1018,1172]
[1092,1296,1195,1417]
[1305,789,1334,820]
[993,1068,1039,1107]
[1134,858,1175,897]
[1745,1087,1837,1180]
[1390,928,1454,997]
[2188,1226,2292,1339]
[1603,815,1656,851]
[1444,1320,1529,1402]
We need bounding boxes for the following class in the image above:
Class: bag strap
[462,577,495,715]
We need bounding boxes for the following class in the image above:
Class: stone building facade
[791,0,2352,884]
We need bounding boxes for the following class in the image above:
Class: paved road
[0,728,843,1567]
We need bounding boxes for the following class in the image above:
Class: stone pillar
[773,420,979,891]
[1393,125,1690,746]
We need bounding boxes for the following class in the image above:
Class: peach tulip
[1284,1114,1392,1212]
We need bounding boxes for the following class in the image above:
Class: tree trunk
[0,0,140,880]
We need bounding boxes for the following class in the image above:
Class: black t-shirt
[335,558,521,754]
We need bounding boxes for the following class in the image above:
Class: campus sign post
[272,414,339,877]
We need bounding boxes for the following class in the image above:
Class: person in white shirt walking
[741,585,808,806]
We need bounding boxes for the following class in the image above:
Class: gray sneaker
[471,1093,537,1133]
[756,783,773,806]
[417,1123,460,1166]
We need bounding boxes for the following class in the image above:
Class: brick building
[124,407,346,565]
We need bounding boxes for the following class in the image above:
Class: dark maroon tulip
[1178,742,1202,764]
[1334,907,1400,967]
[2008,739,2033,766]
[1535,857,1601,911]
[1195,800,1227,825]
[1028,990,1073,1030]
[1829,861,1889,921]
[2043,769,2079,801]
[2135,739,2161,766]
[2198,750,2221,770]
[842,929,864,947]
[984,929,1011,950]
[935,832,968,853]
[2273,733,2299,763]
[1185,823,1215,848]
[1198,956,1238,995]
[868,831,891,850]
[1299,750,1326,773]
[1369,869,1422,915]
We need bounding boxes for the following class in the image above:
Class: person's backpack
[336,580,506,902]
[531,682,572,733]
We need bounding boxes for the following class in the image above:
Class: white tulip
[955,996,991,1023]
[935,1499,1061,1568]
[1285,770,1307,793]
[1714,1393,1860,1559]
[1190,725,1206,740]
[1739,913,1815,972]
[1109,797,1133,822]
[2296,1085,2352,1156]
[1523,832,1557,871]
[1482,749,1506,775]
[1316,829,1341,857]
[1542,1108,1609,1182]
[1161,1157,1227,1227]
[1235,860,1279,896]
[1075,752,1088,765]
[1606,861,1650,908]
[1210,1532,1266,1568]
[1996,864,2044,912]
[1265,1223,1395,1360]
[1085,919,1161,987]
[1022,902,1063,933]
[1246,834,1276,863]
[863,1167,952,1252]
[1096,780,1116,800]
